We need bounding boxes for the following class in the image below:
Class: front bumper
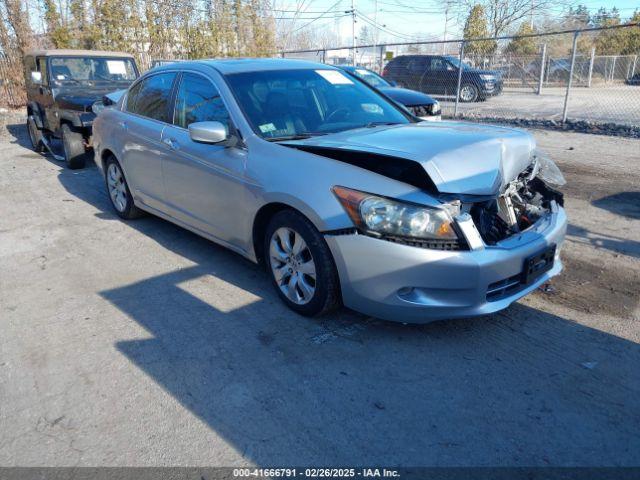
[325,207,566,323]
[79,112,96,128]
[480,79,503,96]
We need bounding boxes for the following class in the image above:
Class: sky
[273,0,640,47]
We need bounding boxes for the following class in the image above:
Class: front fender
[258,190,354,233]
[59,111,92,129]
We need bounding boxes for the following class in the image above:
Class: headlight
[332,186,458,241]
[479,74,495,81]
[91,101,105,115]
[533,150,566,187]
[431,101,441,115]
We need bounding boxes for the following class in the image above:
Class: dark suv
[382,55,502,102]
[23,49,139,168]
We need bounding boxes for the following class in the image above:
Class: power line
[355,11,423,40]
[286,0,345,34]
[282,20,640,53]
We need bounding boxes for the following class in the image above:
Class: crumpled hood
[284,121,535,195]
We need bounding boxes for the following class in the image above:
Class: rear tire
[27,115,45,153]
[264,210,341,317]
[104,155,144,219]
[61,123,86,169]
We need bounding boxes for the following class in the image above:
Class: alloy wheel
[460,85,476,102]
[269,227,317,305]
[107,163,128,213]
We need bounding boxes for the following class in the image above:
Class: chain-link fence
[282,24,640,128]
[0,53,27,109]
[2,24,639,129]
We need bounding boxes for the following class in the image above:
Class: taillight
[382,66,388,77]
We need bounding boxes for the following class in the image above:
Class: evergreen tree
[594,7,624,54]
[505,22,538,55]
[463,4,496,54]
[43,0,71,48]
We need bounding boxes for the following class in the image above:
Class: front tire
[27,115,45,153]
[104,156,144,219]
[459,83,480,102]
[61,123,86,169]
[264,210,341,317]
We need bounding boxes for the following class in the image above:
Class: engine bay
[469,164,564,245]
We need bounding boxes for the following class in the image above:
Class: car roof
[393,55,437,59]
[338,65,376,72]
[24,49,135,58]
[149,58,337,75]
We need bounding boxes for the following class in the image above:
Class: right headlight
[332,186,458,241]
[533,149,566,187]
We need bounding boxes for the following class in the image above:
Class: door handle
[119,121,128,131]
[162,137,179,150]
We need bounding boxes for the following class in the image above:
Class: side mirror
[388,80,397,87]
[31,71,42,85]
[188,121,228,144]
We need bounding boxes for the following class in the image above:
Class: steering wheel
[326,107,351,123]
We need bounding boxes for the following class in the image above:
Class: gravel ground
[439,85,640,128]
[0,118,639,467]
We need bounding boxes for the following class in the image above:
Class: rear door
[119,72,177,211]
[406,57,430,92]
[160,71,247,245]
[385,57,410,87]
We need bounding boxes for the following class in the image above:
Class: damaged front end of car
[466,151,566,245]
[278,126,567,322]
[280,125,565,251]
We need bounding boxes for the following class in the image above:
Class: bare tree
[1,0,35,54]
[453,0,567,37]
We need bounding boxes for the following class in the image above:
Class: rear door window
[408,57,428,73]
[127,73,176,122]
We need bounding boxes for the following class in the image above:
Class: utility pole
[351,0,356,65]
[373,0,378,64]
[530,0,535,28]
[442,1,450,54]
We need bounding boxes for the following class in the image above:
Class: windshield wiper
[364,121,402,128]
[266,133,327,142]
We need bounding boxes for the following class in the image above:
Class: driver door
[161,72,247,246]
[434,58,460,96]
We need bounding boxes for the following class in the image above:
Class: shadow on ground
[6,123,640,466]
[592,192,640,220]
[566,223,640,260]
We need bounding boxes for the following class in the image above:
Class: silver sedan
[93,59,567,323]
